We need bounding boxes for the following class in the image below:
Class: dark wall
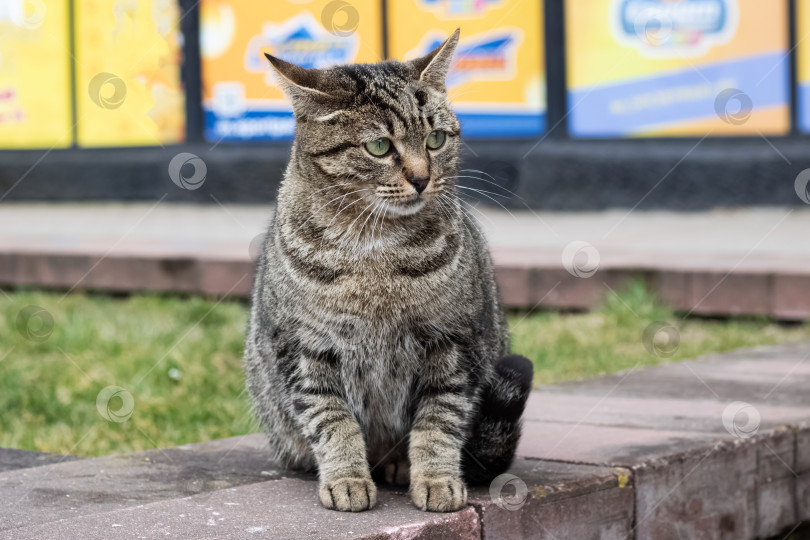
[1,137,807,210]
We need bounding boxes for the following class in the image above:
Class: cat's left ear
[264,53,333,117]
[408,28,460,92]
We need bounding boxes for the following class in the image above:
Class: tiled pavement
[2,342,809,539]
[2,204,810,319]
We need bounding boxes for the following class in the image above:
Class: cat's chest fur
[333,327,424,456]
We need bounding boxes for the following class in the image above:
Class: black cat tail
[462,355,534,485]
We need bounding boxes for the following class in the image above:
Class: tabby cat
[244,29,533,513]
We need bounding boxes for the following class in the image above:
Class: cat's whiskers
[319,196,366,251]
[454,185,520,222]
[433,194,457,226]
[440,192,493,242]
[443,192,495,227]
[338,201,376,251]
[436,193,480,245]
[353,200,383,252]
[369,200,390,251]
[457,169,559,234]
[293,187,370,235]
[438,173,520,222]
[310,182,352,196]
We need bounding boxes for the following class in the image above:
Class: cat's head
[266,29,461,217]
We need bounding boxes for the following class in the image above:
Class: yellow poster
[200,0,383,141]
[74,0,185,147]
[387,0,546,137]
[0,0,73,148]
[565,0,790,137]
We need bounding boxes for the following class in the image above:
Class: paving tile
[197,260,253,296]
[518,420,729,465]
[523,392,810,434]
[755,428,797,537]
[517,416,791,538]
[0,435,279,532]
[548,346,810,406]
[6,479,481,540]
[796,427,810,523]
[633,439,758,540]
[469,458,634,540]
[3,249,810,318]
[687,272,772,317]
[6,457,630,540]
[495,265,532,307]
[773,274,810,319]
[517,341,810,540]
[658,271,691,311]
[0,449,78,474]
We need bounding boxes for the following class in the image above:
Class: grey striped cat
[245,29,533,513]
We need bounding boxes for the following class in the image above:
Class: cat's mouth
[383,194,426,216]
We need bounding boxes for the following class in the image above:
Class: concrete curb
[2,250,810,319]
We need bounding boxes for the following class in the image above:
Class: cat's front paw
[410,473,467,512]
[319,476,377,512]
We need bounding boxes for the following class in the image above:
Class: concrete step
[2,342,809,539]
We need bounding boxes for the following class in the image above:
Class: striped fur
[244,29,533,513]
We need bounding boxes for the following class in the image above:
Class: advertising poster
[565,0,790,137]
[200,0,384,142]
[387,0,546,138]
[74,0,186,147]
[0,0,73,148]
[798,0,810,133]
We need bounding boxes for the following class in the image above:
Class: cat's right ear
[265,53,332,118]
[408,28,460,93]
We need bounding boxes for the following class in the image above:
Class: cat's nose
[407,176,429,194]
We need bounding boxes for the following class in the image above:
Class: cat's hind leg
[462,355,533,484]
[382,458,410,486]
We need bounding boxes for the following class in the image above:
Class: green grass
[2,284,809,457]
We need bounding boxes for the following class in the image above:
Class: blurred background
[1,0,810,457]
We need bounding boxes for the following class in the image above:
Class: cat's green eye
[426,130,446,150]
[365,137,392,157]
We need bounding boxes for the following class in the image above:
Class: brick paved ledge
[2,342,809,539]
[2,248,809,320]
[3,204,809,319]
